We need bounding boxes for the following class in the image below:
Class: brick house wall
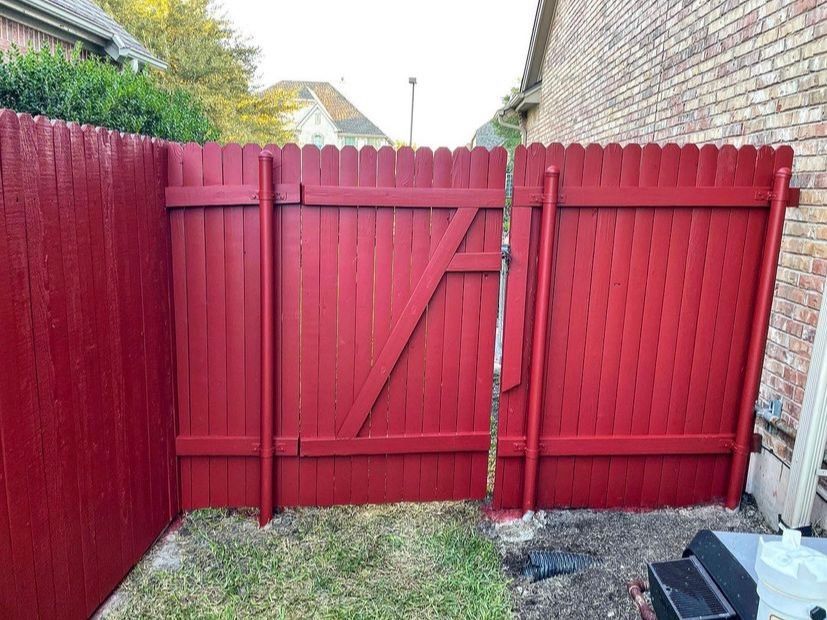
[522,0,826,525]
[0,15,78,56]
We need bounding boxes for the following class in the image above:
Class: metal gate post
[726,166,791,509]
[259,150,275,526]
[522,166,560,513]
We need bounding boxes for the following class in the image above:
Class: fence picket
[317,145,339,507]
[279,143,302,507]
[386,147,415,502]
[620,143,661,507]
[203,142,229,507]
[334,146,359,504]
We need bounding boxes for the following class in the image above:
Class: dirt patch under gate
[483,499,772,620]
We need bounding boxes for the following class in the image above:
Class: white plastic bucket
[755,529,827,620]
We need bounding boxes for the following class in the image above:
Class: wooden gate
[495,142,795,511]
[167,142,506,510]
[166,139,797,516]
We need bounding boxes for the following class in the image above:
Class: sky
[226,0,538,148]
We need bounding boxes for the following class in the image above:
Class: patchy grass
[106,502,511,620]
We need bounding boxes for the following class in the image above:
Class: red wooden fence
[0,117,799,617]
[495,142,794,510]
[0,111,177,618]
[167,142,506,510]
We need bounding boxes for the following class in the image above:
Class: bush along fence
[0,108,798,617]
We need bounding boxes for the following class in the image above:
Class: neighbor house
[0,0,165,69]
[269,80,391,149]
[506,0,826,529]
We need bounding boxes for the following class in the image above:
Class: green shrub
[0,46,217,142]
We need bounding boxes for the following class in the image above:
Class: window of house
[343,136,357,147]
[312,134,324,147]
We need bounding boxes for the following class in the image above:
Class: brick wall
[0,15,87,57]
[525,0,825,460]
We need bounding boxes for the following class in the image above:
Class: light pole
[408,77,417,147]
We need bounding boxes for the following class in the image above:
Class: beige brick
[524,0,826,445]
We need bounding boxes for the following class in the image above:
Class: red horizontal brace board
[165,183,301,207]
[512,185,800,208]
[175,436,299,456]
[300,433,490,456]
[302,185,505,208]
[447,251,501,272]
[497,434,735,457]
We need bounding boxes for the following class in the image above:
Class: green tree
[100,0,298,144]
[0,46,215,142]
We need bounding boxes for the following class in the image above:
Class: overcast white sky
[225,0,538,148]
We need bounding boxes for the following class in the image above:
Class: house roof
[471,120,505,149]
[505,0,558,113]
[271,80,389,138]
[0,0,166,69]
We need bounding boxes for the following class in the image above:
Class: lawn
[104,502,511,619]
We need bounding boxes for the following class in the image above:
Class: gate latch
[501,243,511,265]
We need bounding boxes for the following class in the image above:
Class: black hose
[522,550,598,581]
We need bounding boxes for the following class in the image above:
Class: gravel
[482,498,772,619]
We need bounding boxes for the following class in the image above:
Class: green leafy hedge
[0,46,216,142]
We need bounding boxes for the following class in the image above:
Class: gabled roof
[471,120,505,149]
[0,0,166,69]
[505,0,558,113]
[521,0,558,93]
[270,80,389,138]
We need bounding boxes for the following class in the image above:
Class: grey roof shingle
[472,120,505,149]
[34,0,162,66]
[271,80,389,139]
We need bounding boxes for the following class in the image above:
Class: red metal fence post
[522,166,560,513]
[259,150,275,526]
[726,166,792,509]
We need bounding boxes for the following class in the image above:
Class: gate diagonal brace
[336,207,479,438]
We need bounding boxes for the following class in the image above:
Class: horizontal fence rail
[512,185,800,208]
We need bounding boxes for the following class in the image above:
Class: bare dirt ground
[482,498,771,620]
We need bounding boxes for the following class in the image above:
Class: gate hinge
[755,189,789,202]
[509,440,526,453]
[250,441,292,455]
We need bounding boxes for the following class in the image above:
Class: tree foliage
[0,46,215,142]
[100,0,298,144]
[493,87,522,154]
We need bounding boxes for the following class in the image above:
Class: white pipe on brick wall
[781,282,827,529]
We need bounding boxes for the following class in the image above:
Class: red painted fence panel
[0,115,800,617]
[0,111,177,618]
[168,143,506,509]
[496,143,794,510]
